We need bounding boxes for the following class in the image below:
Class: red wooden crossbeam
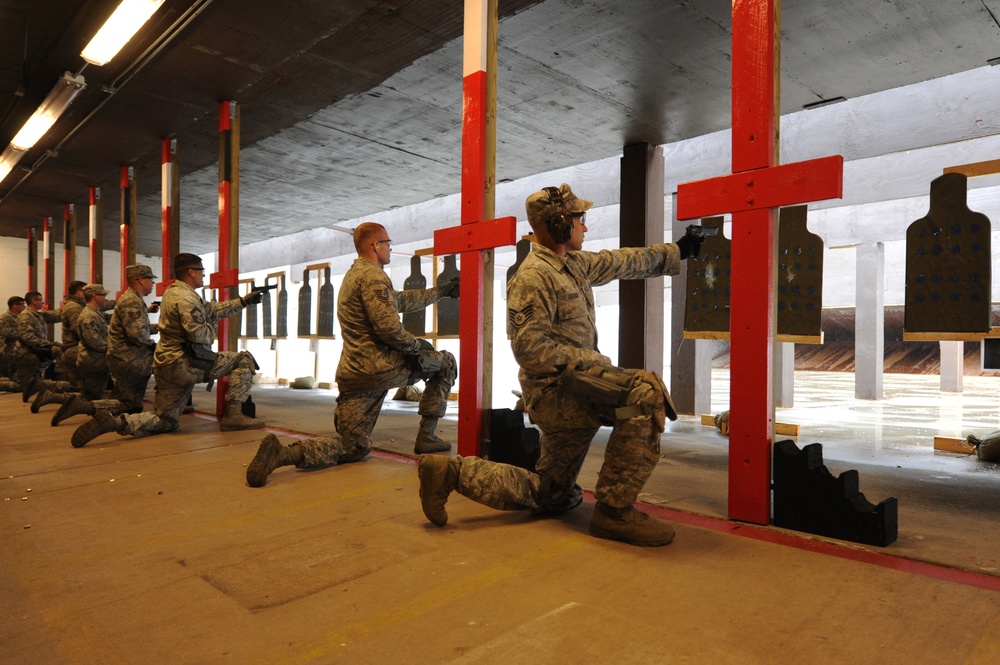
[434,216,516,254]
[676,0,844,524]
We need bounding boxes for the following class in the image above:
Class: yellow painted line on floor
[280,533,591,664]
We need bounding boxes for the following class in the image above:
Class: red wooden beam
[434,216,516,254]
[88,187,100,284]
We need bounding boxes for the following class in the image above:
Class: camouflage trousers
[455,376,663,511]
[108,356,151,413]
[298,349,457,466]
[0,351,19,391]
[121,351,255,437]
[60,346,83,390]
[15,350,74,393]
[77,354,111,401]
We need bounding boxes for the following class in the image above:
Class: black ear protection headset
[543,186,574,244]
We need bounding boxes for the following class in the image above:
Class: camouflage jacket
[108,287,157,367]
[77,304,109,366]
[506,242,681,396]
[0,310,17,355]
[335,258,442,388]
[16,307,62,352]
[154,280,244,368]
[60,296,86,347]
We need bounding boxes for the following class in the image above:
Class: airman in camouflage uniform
[418,184,705,547]
[16,291,70,402]
[58,281,88,388]
[52,266,160,426]
[0,296,27,392]
[245,222,459,487]
[71,253,268,447]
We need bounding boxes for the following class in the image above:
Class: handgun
[685,224,719,239]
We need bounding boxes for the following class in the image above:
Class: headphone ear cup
[548,213,573,244]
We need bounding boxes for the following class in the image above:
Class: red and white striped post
[27,227,37,292]
[63,203,76,295]
[119,166,137,296]
[158,138,179,295]
[88,187,102,284]
[42,216,54,310]
[211,101,241,415]
[433,0,516,456]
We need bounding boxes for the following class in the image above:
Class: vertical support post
[619,142,665,371]
[158,138,180,295]
[481,0,498,425]
[63,203,76,294]
[27,227,37,292]
[43,217,55,339]
[939,341,964,392]
[454,0,493,456]
[211,101,241,416]
[89,187,103,284]
[43,216,54,308]
[855,242,884,400]
[119,166,137,296]
[669,196,712,415]
[774,342,794,407]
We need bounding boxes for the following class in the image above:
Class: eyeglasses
[372,239,392,248]
[571,213,586,224]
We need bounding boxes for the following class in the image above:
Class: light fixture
[802,96,846,111]
[80,0,166,66]
[9,72,87,151]
[0,145,24,184]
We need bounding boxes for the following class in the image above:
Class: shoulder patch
[508,304,534,329]
[375,286,390,303]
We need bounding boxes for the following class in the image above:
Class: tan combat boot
[417,454,459,526]
[22,377,42,402]
[414,416,451,454]
[246,434,305,487]
[31,388,69,413]
[72,411,125,448]
[220,400,265,431]
[588,503,676,547]
[52,395,96,426]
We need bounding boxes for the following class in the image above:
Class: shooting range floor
[2,370,1000,664]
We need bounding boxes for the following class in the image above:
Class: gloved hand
[49,345,62,360]
[675,226,706,260]
[241,290,264,306]
[439,278,460,299]
[415,337,435,353]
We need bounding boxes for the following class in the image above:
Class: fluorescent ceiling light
[80,0,166,66]
[0,145,24,184]
[10,72,86,151]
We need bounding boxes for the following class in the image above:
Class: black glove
[241,290,264,306]
[675,227,706,260]
[415,338,435,353]
[439,278,460,299]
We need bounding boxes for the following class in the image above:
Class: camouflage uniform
[0,309,20,391]
[76,304,121,411]
[14,307,72,391]
[294,258,456,466]
[107,287,157,413]
[119,280,253,437]
[59,295,86,386]
[452,242,681,511]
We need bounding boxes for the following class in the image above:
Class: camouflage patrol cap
[525,183,593,227]
[125,263,156,280]
[82,283,109,298]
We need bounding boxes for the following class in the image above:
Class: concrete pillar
[669,195,712,415]
[619,142,665,372]
[939,341,964,392]
[774,342,794,407]
[855,243,884,400]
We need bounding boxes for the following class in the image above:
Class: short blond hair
[353,222,385,253]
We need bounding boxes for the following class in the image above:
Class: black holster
[410,349,442,381]
[183,342,218,372]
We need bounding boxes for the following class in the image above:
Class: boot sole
[588,526,675,547]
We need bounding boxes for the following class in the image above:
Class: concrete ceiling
[1,0,999,258]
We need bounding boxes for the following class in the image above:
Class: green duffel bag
[967,430,1000,462]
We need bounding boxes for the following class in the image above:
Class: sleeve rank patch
[508,304,534,329]
[375,286,390,303]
